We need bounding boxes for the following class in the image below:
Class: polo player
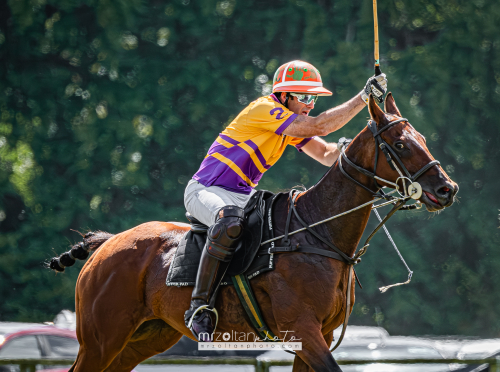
[184,60,387,340]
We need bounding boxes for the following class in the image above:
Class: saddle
[166,190,277,287]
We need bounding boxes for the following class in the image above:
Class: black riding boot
[184,247,230,341]
[184,206,245,341]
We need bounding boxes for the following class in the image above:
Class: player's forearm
[291,94,365,137]
[311,94,365,136]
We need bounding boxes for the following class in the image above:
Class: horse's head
[366,93,458,211]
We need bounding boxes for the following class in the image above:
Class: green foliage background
[0,0,499,337]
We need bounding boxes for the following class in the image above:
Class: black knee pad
[206,206,245,261]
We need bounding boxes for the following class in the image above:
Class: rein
[259,117,440,353]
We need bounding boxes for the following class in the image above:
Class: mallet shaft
[373,0,381,75]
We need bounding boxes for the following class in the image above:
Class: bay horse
[54,94,457,372]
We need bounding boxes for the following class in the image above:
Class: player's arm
[283,74,388,138]
[301,137,338,167]
[283,94,365,138]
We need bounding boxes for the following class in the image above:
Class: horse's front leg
[289,324,342,372]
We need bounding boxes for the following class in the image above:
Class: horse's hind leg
[71,273,153,371]
[71,317,143,372]
[72,312,151,372]
[103,319,182,372]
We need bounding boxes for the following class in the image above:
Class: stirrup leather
[186,305,219,331]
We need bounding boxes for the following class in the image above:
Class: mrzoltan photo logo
[198,330,302,351]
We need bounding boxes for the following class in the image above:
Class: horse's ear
[384,92,402,117]
[368,94,387,127]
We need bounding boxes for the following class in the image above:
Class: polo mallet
[373,0,381,76]
[372,0,415,292]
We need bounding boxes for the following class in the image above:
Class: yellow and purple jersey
[193,94,313,194]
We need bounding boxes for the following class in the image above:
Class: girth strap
[258,245,350,263]
[258,245,362,289]
[231,274,278,342]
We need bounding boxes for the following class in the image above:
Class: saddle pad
[165,231,274,286]
[166,191,277,287]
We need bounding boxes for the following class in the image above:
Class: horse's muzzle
[421,181,458,210]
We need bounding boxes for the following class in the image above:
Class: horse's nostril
[437,186,451,196]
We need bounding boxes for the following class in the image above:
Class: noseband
[338,118,440,200]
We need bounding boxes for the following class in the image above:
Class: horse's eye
[395,142,405,150]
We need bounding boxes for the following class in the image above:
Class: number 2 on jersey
[270,107,287,120]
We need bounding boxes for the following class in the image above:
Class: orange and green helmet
[272,60,332,96]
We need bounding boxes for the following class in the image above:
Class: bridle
[339,117,440,201]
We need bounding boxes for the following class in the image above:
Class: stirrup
[187,305,219,332]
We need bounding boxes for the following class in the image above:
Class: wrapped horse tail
[48,231,114,272]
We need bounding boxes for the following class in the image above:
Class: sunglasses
[289,93,319,104]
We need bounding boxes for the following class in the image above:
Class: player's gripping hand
[360,73,387,104]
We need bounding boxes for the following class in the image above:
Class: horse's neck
[298,130,377,257]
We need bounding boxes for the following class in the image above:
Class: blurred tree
[0,0,498,337]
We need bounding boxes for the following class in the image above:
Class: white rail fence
[1,356,500,372]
